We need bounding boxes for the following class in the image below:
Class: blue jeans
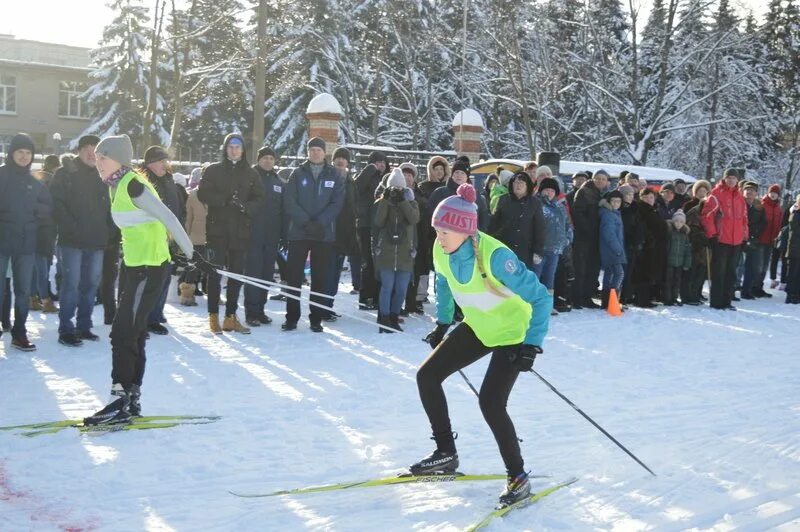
[31,254,51,298]
[0,253,34,338]
[378,270,412,316]
[147,262,173,325]
[602,263,625,294]
[742,243,764,295]
[58,247,103,334]
[533,252,560,290]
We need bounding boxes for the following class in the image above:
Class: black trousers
[786,258,800,298]
[110,263,168,387]
[285,239,334,323]
[101,236,121,323]
[358,227,377,303]
[621,248,638,303]
[710,242,741,308]
[771,246,787,283]
[664,266,683,303]
[206,246,246,316]
[244,241,279,318]
[416,323,524,476]
[554,246,574,306]
[572,240,600,304]
[684,261,706,302]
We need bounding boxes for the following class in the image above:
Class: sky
[1,0,770,50]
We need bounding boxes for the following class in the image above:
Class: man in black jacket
[566,172,588,209]
[571,169,608,308]
[282,137,345,332]
[355,151,387,310]
[0,133,51,351]
[244,146,283,327]
[139,146,185,336]
[50,135,109,346]
[197,133,264,334]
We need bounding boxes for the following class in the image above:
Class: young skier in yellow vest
[412,183,552,507]
[84,134,210,425]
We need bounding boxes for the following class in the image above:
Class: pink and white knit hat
[431,183,478,235]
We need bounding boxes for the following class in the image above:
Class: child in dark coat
[665,209,692,305]
[599,190,626,309]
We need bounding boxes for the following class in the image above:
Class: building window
[59,81,89,118]
[0,73,15,114]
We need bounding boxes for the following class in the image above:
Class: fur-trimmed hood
[426,156,450,182]
[667,219,690,234]
[599,198,617,211]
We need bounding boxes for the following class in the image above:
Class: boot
[209,313,223,334]
[378,313,394,334]
[41,297,58,313]
[548,289,558,315]
[601,289,610,310]
[29,295,42,311]
[389,313,404,332]
[498,472,531,508]
[409,431,458,475]
[83,384,131,426]
[223,314,251,334]
[129,384,141,417]
[179,282,197,306]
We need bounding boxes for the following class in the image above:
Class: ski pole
[217,268,482,399]
[531,369,656,477]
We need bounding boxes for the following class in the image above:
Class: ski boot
[409,432,459,475]
[497,472,531,508]
[83,384,132,426]
[129,384,141,417]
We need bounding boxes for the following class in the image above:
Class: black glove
[189,250,219,277]
[423,322,450,349]
[305,220,325,240]
[505,344,542,372]
[229,192,247,214]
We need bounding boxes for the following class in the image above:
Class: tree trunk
[251,0,267,156]
[142,0,166,152]
[705,62,720,182]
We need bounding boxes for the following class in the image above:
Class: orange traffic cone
[607,288,623,317]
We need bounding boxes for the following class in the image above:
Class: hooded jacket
[666,220,692,269]
[197,133,265,250]
[599,199,626,269]
[700,181,748,246]
[372,186,420,273]
[0,134,52,256]
[572,179,604,244]
[760,194,783,246]
[539,192,572,255]
[487,172,545,267]
[355,163,385,228]
[249,164,284,246]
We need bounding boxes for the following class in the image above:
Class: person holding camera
[413,183,552,508]
[372,168,420,332]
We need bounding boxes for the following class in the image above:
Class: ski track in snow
[1,279,799,531]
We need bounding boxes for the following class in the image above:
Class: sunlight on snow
[281,497,333,528]
[144,506,177,531]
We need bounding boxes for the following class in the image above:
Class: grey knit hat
[95,134,133,167]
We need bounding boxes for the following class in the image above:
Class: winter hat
[539,177,560,195]
[594,169,610,179]
[307,137,326,151]
[432,184,479,235]
[225,135,243,147]
[660,183,676,193]
[143,145,169,165]
[7,133,35,170]
[692,180,711,196]
[399,162,417,178]
[387,168,406,189]
[618,184,635,197]
[332,147,350,163]
[95,134,133,168]
[573,171,588,182]
[768,184,781,195]
[723,168,739,178]
[535,166,554,180]
[455,155,471,166]
[498,168,514,186]
[674,178,686,186]
[188,167,203,190]
[77,135,100,150]
[173,173,187,187]
[258,146,277,160]
[368,151,388,164]
[672,209,686,223]
[605,190,624,202]
[743,181,759,192]
[451,159,471,177]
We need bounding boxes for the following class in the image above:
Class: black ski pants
[572,239,600,304]
[358,227,377,303]
[110,262,168,387]
[416,323,524,476]
[710,242,741,309]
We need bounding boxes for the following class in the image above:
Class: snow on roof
[472,158,696,183]
[452,109,484,129]
[306,93,343,115]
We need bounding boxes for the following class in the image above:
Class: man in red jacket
[757,184,783,297]
[700,169,748,310]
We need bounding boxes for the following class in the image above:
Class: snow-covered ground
[1,275,799,531]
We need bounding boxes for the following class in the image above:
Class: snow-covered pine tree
[75,0,152,148]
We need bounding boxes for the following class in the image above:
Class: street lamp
[53,132,62,155]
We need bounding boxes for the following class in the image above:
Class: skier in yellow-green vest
[84,134,212,425]
[411,183,552,508]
